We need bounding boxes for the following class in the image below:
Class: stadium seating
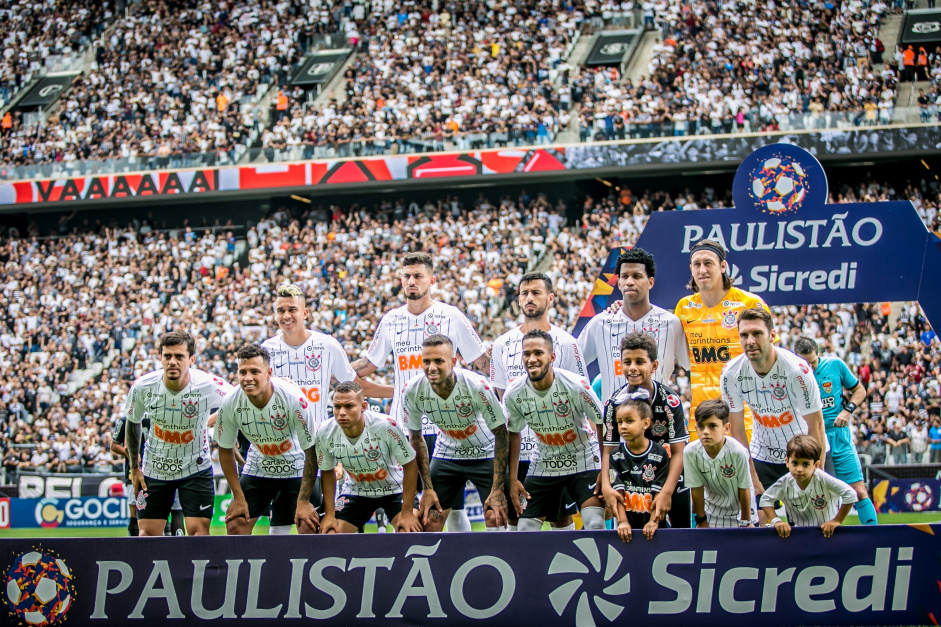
[1,175,939,481]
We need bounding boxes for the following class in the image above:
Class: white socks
[550,522,576,531]
[446,509,472,532]
[517,517,544,532]
[581,507,606,530]
[268,525,292,536]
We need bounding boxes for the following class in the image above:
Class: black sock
[128,517,139,537]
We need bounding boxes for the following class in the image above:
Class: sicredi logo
[548,538,631,626]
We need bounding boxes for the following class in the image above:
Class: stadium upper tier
[0,0,932,182]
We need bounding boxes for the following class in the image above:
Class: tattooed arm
[486,425,509,528]
[473,353,491,377]
[127,420,146,493]
[295,446,321,534]
[349,357,394,398]
[409,428,441,524]
[350,357,378,378]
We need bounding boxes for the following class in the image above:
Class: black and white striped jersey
[602,381,688,447]
[504,368,604,477]
[215,377,315,479]
[366,301,486,435]
[491,324,585,463]
[609,440,670,529]
[577,305,689,402]
[684,438,756,527]
[124,368,234,480]
[721,348,824,464]
[403,368,505,460]
[261,331,356,428]
[759,470,857,526]
[316,411,415,497]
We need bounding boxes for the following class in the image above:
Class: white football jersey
[577,305,689,402]
[683,438,756,527]
[504,368,604,477]
[403,368,505,460]
[759,470,857,526]
[261,330,356,428]
[721,348,824,464]
[491,324,586,463]
[366,301,485,434]
[316,410,415,497]
[124,368,234,480]
[215,377,315,479]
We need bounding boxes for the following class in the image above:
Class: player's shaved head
[275,283,306,304]
[423,334,454,351]
[334,381,364,398]
[522,329,553,349]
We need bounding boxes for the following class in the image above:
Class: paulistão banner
[2,526,938,626]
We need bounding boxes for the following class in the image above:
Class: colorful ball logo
[905,482,933,512]
[749,157,810,214]
[5,551,74,625]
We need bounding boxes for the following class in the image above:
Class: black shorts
[669,485,691,529]
[240,475,305,526]
[335,493,406,529]
[754,460,789,491]
[136,469,214,520]
[505,462,576,522]
[521,470,600,520]
[431,458,493,510]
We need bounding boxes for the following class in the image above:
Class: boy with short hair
[684,399,757,528]
[608,389,670,541]
[760,434,858,538]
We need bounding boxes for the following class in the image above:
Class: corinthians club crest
[306,354,322,371]
[424,321,440,336]
[181,400,199,419]
[271,412,288,431]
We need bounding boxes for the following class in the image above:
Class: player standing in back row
[578,248,688,403]
[720,307,826,524]
[261,283,390,534]
[491,272,586,531]
[675,239,772,441]
[215,344,317,535]
[352,252,488,532]
[125,331,235,536]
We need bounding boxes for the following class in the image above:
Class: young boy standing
[608,389,671,541]
[760,434,858,538]
[684,399,757,528]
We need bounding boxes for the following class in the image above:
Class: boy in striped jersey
[504,330,607,531]
[125,331,235,536]
[684,399,757,528]
[760,435,857,537]
[404,335,509,531]
[215,344,317,535]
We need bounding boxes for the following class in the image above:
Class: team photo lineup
[117,241,877,539]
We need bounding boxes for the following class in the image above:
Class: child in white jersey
[760,435,857,538]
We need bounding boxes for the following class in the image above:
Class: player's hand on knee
[225,496,250,523]
[617,520,632,542]
[485,489,508,528]
[510,481,529,516]
[419,489,442,525]
[319,514,338,534]
[396,510,423,533]
[295,500,320,534]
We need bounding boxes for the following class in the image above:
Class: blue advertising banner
[873,479,941,514]
[2,526,939,626]
[573,143,941,336]
[9,497,129,529]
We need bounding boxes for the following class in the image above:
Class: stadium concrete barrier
[3,525,938,626]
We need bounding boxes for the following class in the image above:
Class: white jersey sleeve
[490,335,509,390]
[554,326,587,378]
[124,379,146,423]
[570,374,604,425]
[402,376,425,434]
[365,313,394,369]
[327,336,357,384]
[214,392,240,450]
[671,315,691,370]
[449,307,486,364]
[720,359,745,413]
[787,355,823,414]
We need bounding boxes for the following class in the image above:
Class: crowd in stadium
[2,0,929,170]
[0,0,344,171]
[1,169,940,485]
